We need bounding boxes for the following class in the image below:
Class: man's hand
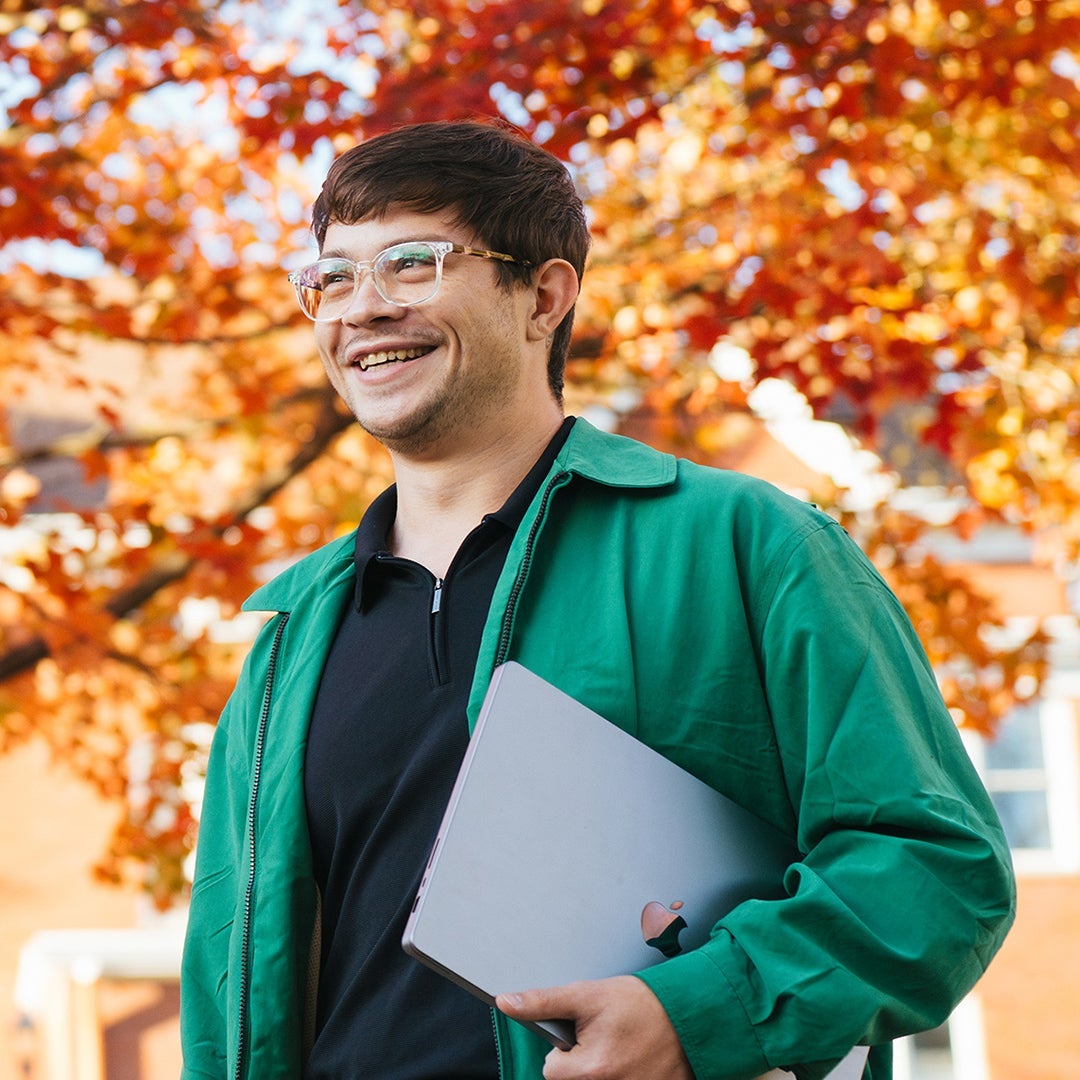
[496,975,694,1080]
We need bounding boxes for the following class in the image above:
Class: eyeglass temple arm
[457,244,533,267]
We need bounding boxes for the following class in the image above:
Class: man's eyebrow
[318,237,457,262]
[318,247,356,261]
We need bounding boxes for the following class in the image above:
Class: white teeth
[356,346,430,371]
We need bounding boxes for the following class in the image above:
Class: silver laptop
[402,661,799,1049]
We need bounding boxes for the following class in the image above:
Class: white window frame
[892,995,989,1080]
[959,615,1080,875]
[963,697,1080,874]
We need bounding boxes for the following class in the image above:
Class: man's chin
[355,403,452,457]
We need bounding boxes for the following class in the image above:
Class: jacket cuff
[635,945,769,1080]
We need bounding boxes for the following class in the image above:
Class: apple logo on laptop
[641,900,688,958]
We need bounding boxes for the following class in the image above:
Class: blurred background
[2,0,1079,1076]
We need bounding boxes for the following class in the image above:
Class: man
[180,119,1015,1080]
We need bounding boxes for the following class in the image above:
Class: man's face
[313,207,539,458]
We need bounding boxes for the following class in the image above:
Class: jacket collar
[242,418,677,614]
[554,416,677,488]
[242,530,356,614]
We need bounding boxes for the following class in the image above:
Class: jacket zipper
[234,611,290,1080]
[491,1008,505,1080]
[494,470,570,667]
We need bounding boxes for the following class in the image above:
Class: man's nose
[341,268,405,324]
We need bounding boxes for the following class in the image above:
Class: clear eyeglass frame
[287,239,530,322]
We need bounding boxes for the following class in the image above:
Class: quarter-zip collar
[350,416,576,613]
[240,417,671,620]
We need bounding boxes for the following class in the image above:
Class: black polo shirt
[302,418,573,1079]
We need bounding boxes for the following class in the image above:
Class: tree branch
[0,387,332,470]
[0,390,355,685]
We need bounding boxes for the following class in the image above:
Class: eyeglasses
[288,240,531,322]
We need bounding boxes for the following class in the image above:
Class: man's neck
[387,413,565,578]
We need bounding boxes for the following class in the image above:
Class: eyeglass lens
[294,241,444,320]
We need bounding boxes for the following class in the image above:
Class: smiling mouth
[355,346,434,372]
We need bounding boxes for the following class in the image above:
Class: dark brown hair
[311,119,589,400]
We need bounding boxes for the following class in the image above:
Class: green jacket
[180,420,1015,1080]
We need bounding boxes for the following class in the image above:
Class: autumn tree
[1,0,1075,904]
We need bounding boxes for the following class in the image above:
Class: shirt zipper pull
[431,577,443,614]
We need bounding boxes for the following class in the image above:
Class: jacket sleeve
[637,519,1016,1080]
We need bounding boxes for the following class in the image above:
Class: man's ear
[525,259,580,342]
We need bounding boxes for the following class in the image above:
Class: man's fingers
[499,978,694,1080]
[496,984,585,1022]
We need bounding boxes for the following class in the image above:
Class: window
[963,696,1080,874]
[983,700,1052,850]
[893,996,988,1080]
[893,1023,954,1080]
